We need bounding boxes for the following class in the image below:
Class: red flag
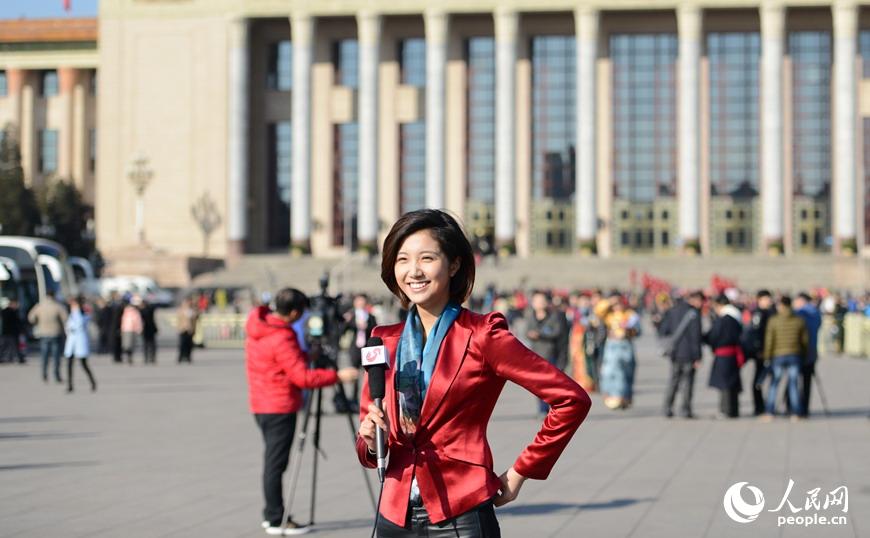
[63,0,71,12]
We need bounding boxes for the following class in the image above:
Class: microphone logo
[723,482,765,523]
[362,346,384,366]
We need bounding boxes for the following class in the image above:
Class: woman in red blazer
[357,209,592,537]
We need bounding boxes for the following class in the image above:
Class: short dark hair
[689,290,705,301]
[381,209,475,309]
[779,295,792,308]
[713,294,730,306]
[798,292,812,302]
[274,288,309,316]
[757,289,772,299]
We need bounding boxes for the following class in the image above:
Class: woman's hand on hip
[493,467,527,507]
[358,402,389,453]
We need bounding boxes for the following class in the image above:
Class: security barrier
[193,313,247,348]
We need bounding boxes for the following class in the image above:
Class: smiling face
[394,229,459,313]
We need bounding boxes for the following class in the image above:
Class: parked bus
[0,237,77,316]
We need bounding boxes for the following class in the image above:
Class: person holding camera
[246,287,359,536]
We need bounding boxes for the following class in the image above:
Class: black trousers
[800,363,814,417]
[751,358,768,415]
[719,387,739,418]
[143,336,157,363]
[664,361,696,416]
[254,413,297,526]
[178,332,194,362]
[377,500,501,538]
[67,356,96,391]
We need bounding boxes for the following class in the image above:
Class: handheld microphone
[361,336,390,483]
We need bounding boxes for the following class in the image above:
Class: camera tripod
[279,340,376,529]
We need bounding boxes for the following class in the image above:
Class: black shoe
[664,410,674,418]
[681,412,696,419]
[67,387,74,393]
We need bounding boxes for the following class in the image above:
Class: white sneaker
[265,518,310,536]
[261,521,270,529]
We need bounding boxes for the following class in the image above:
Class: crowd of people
[463,284,833,421]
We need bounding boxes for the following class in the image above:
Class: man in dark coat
[341,293,377,410]
[526,290,565,415]
[705,295,744,418]
[140,299,158,364]
[660,290,704,418]
[107,292,125,363]
[1,299,24,363]
[746,290,776,415]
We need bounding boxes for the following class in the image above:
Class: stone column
[575,8,598,252]
[677,5,702,252]
[833,2,858,250]
[760,4,785,252]
[226,18,249,259]
[291,13,314,253]
[5,68,25,133]
[494,7,518,253]
[57,67,78,181]
[357,11,381,252]
[424,8,448,210]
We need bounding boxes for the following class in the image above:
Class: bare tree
[190,192,221,257]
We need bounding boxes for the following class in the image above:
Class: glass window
[466,36,495,205]
[611,33,677,202]
[708,32,760,197]
[399,38,426,213]
[267,40,292,91]
[0,71,7,97]
[267,122,292,248]
[41,70,58,97]
[789,31,831,198]
[399,38,426,88]
[88,70,97,96]
[531,35,576,201]
[864,117,870,245]
[333,39,359,88]
[38,129,58,173]
[332,39,359,247]
[860,30,870,78]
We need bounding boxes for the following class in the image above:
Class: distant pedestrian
[121,296,144,364]
[341,293,377,410]
[108,292,124,363]
[526,291,565,415]
[761,296,808,420]
[747,290,776,415]
[177,297,198,363]
[140,298,158,364]
[1,298,24,363]
[793,293,821,418]
[63,296,97,393]
[660,291,704,419]
[27,289,68,383]
[94,297,111,354]
[705,295,744,418]
[597,292,640,410]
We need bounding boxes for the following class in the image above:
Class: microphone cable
[370,478,385,538]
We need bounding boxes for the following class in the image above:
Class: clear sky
[0,0,98,19]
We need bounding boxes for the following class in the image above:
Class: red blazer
[356,309,591,525]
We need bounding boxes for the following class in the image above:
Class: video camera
[304,272,347,366]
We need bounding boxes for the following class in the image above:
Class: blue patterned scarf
[396,302,461,438]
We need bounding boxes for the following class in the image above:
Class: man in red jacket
[246,288,358,536]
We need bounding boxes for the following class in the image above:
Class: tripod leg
[280,389,316,529]
[334,381,376,508]
[812,371,831,417]
[309,386,324,525]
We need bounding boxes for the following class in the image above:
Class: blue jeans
[766,354,802,416]
[40,336,63,381]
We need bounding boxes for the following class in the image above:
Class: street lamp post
[127,155,153,245]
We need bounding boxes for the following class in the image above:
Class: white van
[0,237,77,314]
[100,275,175,307]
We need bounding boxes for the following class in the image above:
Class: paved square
[1,329,867,537]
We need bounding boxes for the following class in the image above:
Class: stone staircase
[191,253,870,295]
